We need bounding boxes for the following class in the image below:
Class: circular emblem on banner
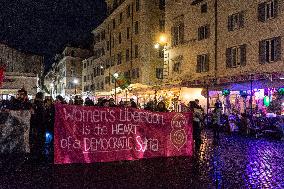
[170,129,187,150]
[170,113,187,151]
[171,113,187,129]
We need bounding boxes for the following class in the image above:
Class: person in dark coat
[189,100,203,150]
[44,98,55,159]
[156,101,168,112]
[109,98,117,107]
[84,97,94,106]
[30,92,46,160]
[10,88,32,110]
[130,98,137,108]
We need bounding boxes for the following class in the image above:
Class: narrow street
[1,130,283,189]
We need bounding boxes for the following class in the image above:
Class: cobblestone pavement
[0,130,283,189]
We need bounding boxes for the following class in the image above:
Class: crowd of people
[0,88,195,160]
[3,88,280,161]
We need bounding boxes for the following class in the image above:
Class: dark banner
[0,111,31,153]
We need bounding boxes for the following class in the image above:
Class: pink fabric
[54,104,193,164]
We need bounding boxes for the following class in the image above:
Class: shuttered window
[259,37,281,63]
[196,54,209,73]
[226,45,247,68]
[126,49,130,62]
[228,12,244,31]
[118,32,122,44]
[198,25,210,40]
[258,0,278,22]
[156,68,163,79]
[134,45,139,58]
[171,23,184,46]
[117,52,122,65]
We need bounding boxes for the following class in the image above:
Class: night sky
[0,0,106,70]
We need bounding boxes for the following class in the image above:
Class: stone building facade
[82,0,165,97]
[165,0,284,87]
[0,43,43,98]
[47,47,92,98]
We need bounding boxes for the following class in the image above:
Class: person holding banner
[30,92,46,160]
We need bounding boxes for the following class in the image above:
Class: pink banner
[54,104,193,164]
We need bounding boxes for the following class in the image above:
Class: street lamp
[113,73,119,104]
[73,78,79,94]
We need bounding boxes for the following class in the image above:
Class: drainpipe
[214,0,218,78]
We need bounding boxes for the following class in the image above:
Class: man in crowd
[30,92,46,160]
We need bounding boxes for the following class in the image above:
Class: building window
[84,76,87,82]
[118,32,122,44]
[258,0,278,22]
[228,12,244,31]
[196,54,209,72]
[112,19,116,29]
[134,45,138,58]
[226,45,246,68]
[101,48,105,56]
[127,5,131,18]
[134,21,139,34]
[171,23,184,46]
[136,0,140,11]
[126,49,130,62]
[101,30,106,40]
[127,27,130,39]
[201,3,207,13]
[198,25,210,40]
[119,12,123,24]
[132,68,139,79]
[107,41,110,51]
[159,20,165,32]
[111,56,115,66]
[83,62,86,68]
[159,0,165,10]
[156,68,163,79]
[124,70,130,79]
[112,37,115,48]
[117,52,122,65]
[159,48,164,58]
[173,62,181,73]
[259,37,281,63]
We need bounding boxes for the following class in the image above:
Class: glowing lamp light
[263,96,270,107]
[154,43,160,49]
[159,34,167,44]
[73,78,79,84]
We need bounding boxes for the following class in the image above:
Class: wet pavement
[0,130,284,189]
